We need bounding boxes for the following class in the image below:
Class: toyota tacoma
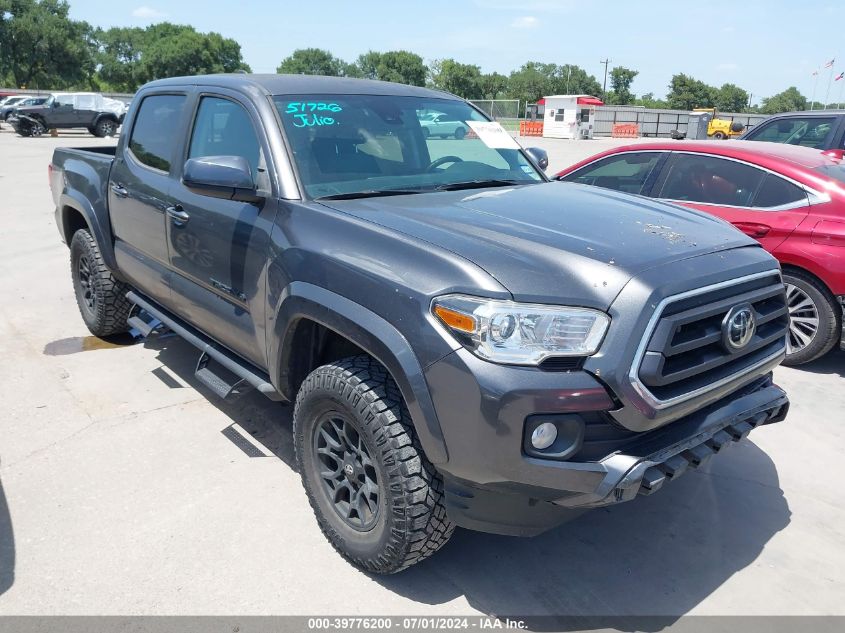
[50,74,790,574]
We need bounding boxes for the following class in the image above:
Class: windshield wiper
[316,189,424,200]
[434,179,533,192]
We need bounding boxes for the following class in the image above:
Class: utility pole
[600,58,611,99]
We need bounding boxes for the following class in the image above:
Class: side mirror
[525,146,549,171]
[182,155,263,203]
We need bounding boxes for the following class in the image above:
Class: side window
[752,174,807,208]
[188,96,261,181]
[746,117,835,148]
[56,94,74,108]
[75,94,96,111]
[659,155,765,207]
[128,94,187,172]
[561,152,663,195]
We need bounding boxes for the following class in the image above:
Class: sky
[68,0,845,106]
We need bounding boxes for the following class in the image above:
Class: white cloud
[717,62,739,71]
[132,6,167,19]
[511,16,539,28]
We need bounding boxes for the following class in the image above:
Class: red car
[556,140,845,365]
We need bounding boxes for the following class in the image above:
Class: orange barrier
[519,121,544,137]
[612,123,639,138]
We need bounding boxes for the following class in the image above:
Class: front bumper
[426,348,788,536]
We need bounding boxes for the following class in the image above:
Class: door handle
[166,205,190,225]
[732,222,770,238]
[110,183,128,198]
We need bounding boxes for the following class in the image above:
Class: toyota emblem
[722,304,756,351]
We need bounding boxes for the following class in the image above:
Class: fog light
[531,422,557,450]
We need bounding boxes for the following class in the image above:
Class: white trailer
[541,95,604,140]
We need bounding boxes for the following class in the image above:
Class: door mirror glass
[525,146,549,171]
[182,155,263,203]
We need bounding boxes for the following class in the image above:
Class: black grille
[637,272,788,403]
[539,356,584,371]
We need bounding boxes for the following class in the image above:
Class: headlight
[432,294,610,365]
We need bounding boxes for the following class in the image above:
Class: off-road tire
[782,270,840,366]
[69,229,133,337]
[294,355,454,574]
[94,118,117,138]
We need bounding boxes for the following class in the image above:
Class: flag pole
[824,62,835,109]
[811,71,819,110]
[839,75,845,109]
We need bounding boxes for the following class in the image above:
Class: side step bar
[126,291,285,402]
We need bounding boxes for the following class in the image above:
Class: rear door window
[128,94,188,172]
[745,116,835,148]
[560,152,664,195]
[658,154,765,207]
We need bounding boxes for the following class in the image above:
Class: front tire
[70,230,133,337]
[294,356,454,574]
[782,270,840,365]
[711,131,726,140]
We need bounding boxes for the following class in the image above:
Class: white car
[419,112,468,139]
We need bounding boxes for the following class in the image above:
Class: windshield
[273,94,543,198]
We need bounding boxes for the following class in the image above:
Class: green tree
[760,87,807,114]
[633,92,669,109]
[355,50,426,86]
[715,83,749,112]
[667,73,716,110]
[478,72,508,100]
[506,62,601,106]
[95,23,249,91]
[608,66,638,105]
[0,0,97,89]
[428,58,482,98]
[277,48,347,76]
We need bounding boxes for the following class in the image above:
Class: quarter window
[752,174,807,208]
[128,94,187,172]
[561,152,663,195]
[188,96,262,181]
[659,155,765,207]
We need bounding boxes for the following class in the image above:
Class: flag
[824,58,835,68]
[836,72,845,81]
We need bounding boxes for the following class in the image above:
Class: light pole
[600,58,611,99]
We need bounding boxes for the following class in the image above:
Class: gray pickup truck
[50,74,790,574]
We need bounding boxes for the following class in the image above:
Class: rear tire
[712,131,726,140]
[454,126,466,140]
[69,230,133,337]
[294,355,454,574]
[782,270,840,366]
[94,118,117,137]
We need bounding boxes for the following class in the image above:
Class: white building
[540,95,604,140]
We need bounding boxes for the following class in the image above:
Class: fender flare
[270,281,449,464]
[58,192,118,271]
[92,112,118,127]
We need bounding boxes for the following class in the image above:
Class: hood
[318,182,756,308]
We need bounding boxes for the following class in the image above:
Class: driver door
[50,94,75,126]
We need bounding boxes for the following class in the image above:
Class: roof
[759,109,845,117]
[600,140,839,169]
[142,73,458,100]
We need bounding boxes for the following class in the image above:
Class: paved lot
[0,128,844,618]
